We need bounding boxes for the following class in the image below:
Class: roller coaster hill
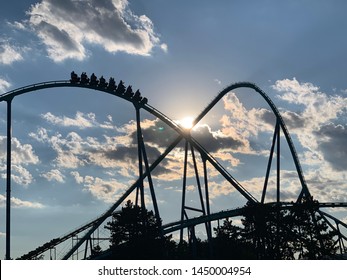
[1,72,347,260]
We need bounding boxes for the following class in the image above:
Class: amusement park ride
[1,72,346,260]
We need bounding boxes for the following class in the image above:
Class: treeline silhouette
[97,199,337,260]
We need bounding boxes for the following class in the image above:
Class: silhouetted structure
[1,73,346,260]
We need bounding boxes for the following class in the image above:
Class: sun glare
[179,116,194,129]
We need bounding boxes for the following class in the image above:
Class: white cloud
[223,92,275,137]
[82,175,128,203]
[41,169,65,183]
[27,0,165,62]
[42,112,95,128]
[79,173,153,205]
[273,78,347,132]
[208,180,237,200]
[0,136,39,165]
[0,78,11,93]
[31,113,151,171]
[272,78,320,103]
[160,43,168,52]
[0,194,44,209]
[215,92,277,158]
[29,127,90,168]
[70,171,84,184]
[0,136,39,186]
[10,165,34,186]
[11,138,39,165]
[7,21,27,30]
[41,111,121,130]
[272,78,347,171]
[269,78,347,203]
[30,126,118,169]
[0,43,23,65]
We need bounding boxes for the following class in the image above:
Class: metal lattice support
[1,73,346,260]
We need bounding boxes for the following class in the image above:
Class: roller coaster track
[162,202,347,235]
[2,75,346,260]
[194,82,310,200]
[18,201,347,260]
[0,81,303,205]
[16,212,119,260]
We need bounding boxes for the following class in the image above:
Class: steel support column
[277,119,280,203]
[180,140,189,243]
[135,107,160,222]
[190,145,214,252]
[202,157,212,235]
[261,121,279,203]
[135,108,145,210]
[276,119,281,258]
[6,98,13,260]
[190,145,206,215]
[202,156,213,256]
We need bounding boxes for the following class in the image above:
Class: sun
[179,116,194,129]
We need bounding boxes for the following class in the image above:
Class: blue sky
[1,0,347,259]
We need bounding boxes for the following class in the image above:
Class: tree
[213,218,257,259]
[291,198,337,259]
[103,199,337,259]
[105,200,167,259]
[214,218,243,240]
[240,200,337,259]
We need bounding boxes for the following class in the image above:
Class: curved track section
[1,75,346,259]
[194,82,310,199]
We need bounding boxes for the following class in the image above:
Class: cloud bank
[273,78,347,172]
[0,194,44,209]
[27,0,166,61]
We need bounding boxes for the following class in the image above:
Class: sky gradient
[1,0,347,259]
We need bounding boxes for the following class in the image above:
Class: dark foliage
[212,218,257,259]
[103,199,337,260]
[104,200,167,259]
[239,199,337,259]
